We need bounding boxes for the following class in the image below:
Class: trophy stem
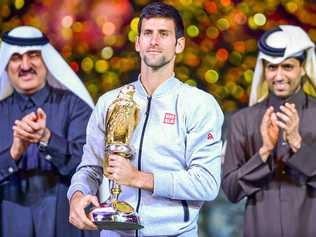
[110,181,121,201]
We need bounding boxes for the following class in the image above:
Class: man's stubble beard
[143,55,172,70]
[269,80,302,99]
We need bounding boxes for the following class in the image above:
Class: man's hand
[10,108,51,160]
[259,106,279,162]
[69,191,99,230]
[275,103,302,152]
[106,154,140,186]
[105,154,154,191]
[12,108,51,143]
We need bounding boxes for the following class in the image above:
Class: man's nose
[274,67,284,80]
[150,33,159,45]
[21,55,31,69]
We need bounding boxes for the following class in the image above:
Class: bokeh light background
[1,0,316,236]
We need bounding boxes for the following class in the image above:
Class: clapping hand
[275,103,302,152]
[259,106,280,162]
[10,108,51,160]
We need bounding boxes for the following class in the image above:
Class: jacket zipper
[135,96,152,237]
[181,200,189,222]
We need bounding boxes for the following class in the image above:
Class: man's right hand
[10,108,50,161]
[69,191,99,230]
[259,106,279,162]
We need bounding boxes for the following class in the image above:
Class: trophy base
[91,201,143,230]
[94,220,143,230]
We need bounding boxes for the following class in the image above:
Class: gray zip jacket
[68,76,224,236]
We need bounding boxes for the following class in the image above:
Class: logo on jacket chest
[163,113,176,125]
[208,132,215,141]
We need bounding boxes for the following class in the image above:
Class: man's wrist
[287,134,302,152]
[259,146,272,162]
[133,171,154,191]
[40,128,51,143]
[38,128,51,151]
[10,140,26,160]
[70,191,84,204]
[10,146,21,160]
[288,135,302,152]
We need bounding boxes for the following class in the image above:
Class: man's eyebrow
[142,29,171,32]
[27,50,41,54]
[265,62,277,66]
[11,53,21,56]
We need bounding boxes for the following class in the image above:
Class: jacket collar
[135,74,181,98]
[13,83,50,111]
[267,89,306,112]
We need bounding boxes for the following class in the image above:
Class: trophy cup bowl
[88,84,143,230]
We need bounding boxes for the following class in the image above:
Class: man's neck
[15,82,46,97]
[140,63,175,96]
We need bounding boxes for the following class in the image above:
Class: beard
[143,55,172,70]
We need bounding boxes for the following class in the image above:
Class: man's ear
[175,37,185,54]
[135,36,140,52]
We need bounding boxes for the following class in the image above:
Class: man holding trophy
[68,2,224,236]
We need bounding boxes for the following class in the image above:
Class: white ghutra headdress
[0,26,94,108]
[249,25,316,106]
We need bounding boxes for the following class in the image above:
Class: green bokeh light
[15,0,24,10]
[243,69,254,83]
[253,13,266,26]
[81,57,94,73]
[229,51,243,66]
[130,17,139,33]
[186,25,200,37]
[101,47,114,60]
[95,60,109,73]
[205,70,219,83]
[128,30,138,42]
[216,18,230,31]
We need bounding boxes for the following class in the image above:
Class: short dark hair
[138,2,184,39]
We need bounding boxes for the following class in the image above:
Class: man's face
[6,50,47,95]
[264,57,305,98]
[135,17,184,70]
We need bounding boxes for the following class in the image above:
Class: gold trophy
[90,84,143,230]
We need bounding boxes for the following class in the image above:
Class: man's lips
[147,50,161,54]
[273,82,288,91]
[19,72,35,81]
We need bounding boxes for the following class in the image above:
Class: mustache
[18,68,37,77]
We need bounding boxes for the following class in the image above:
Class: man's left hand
[275,102,302,152]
